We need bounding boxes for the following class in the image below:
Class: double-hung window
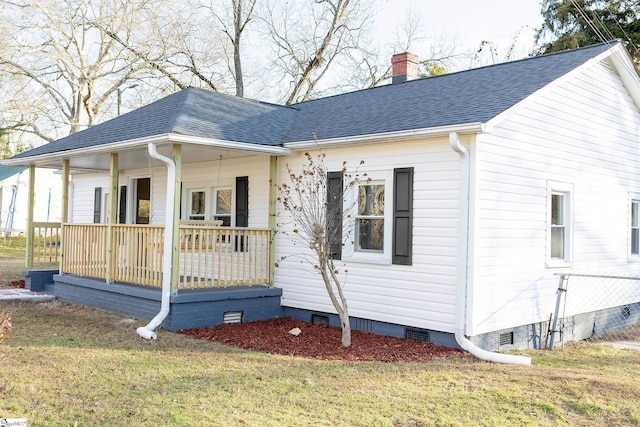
[550,193,566,259]
[337,167,413,265]
[356,182,385,252]
[547,181,572,267]
[214,188,232,226]
[189,190,207,221]
[182,176,248,227]
[630,199,640,258]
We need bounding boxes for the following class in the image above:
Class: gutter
[136,143,176,340]
[449,132,531,365]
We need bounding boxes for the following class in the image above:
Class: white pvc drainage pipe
[449,132,531,365]
[136,143,176,340]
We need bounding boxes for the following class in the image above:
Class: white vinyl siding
[70,173,110,223]
[275,139,462,332]
[70,156,271,227]
[470,58,640,335]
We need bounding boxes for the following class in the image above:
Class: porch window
[189,190,206,221]
[214,188,232,226]
[134,177,151,224]
[631,200,639,256]
[182,177,248,227]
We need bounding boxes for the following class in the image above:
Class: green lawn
[0,301,638,426]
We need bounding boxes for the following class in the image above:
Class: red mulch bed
[8,279,25,288]
[181,317,463,362]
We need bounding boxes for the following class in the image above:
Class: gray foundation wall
[34,272,639,352]
[471,302,640,351]
[24,269,58,293]
[51,274,283,331]
[282,307,461,349]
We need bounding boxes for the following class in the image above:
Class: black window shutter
[326,171,343,260]
[235,176,249,227]
[118,186,127,224]
[93,187,102,224]
[392,167,413,265]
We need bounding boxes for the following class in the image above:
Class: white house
[4,41,639,360]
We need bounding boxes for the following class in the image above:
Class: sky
[374,0,545,69]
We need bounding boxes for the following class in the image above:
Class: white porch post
[61,159,70,224]
[59,159,70,273]
[268,155,278,286]
[171,144,182,293]
[25,165,36,269]
[106,153,118,283]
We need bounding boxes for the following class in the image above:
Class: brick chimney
[391,52,419,84]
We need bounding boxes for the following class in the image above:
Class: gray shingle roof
[12,41,616,160]
[283,41,614,142]
[13,88,297,159]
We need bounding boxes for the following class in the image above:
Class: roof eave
[1,132,291,167]
[283,122,485,149]
[484,41,630,132]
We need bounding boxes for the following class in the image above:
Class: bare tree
[0,0,151,143]
[93,0,228,93]
[277,152,367,347]
[209,0,259,97]
[262,0,373,104]
[338,6,460,91]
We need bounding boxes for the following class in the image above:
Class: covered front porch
[17,143,286,330]
[4,88,295,331]
[21,153,282,328]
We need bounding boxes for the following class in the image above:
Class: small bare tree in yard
[277,152,366,347]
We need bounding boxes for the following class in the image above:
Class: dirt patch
[181,317,464,362]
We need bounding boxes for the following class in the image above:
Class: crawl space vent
[311,314,330,325]
[499,332,514,346]
[405,328,430,343]
[223,311,243,324]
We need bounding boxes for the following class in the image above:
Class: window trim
[181,179,237,226]
[342,170,393,265]
[354,182,386,253]
[546,181,573,268]
[188,188,207,221]
[213,186,233,226]
[629,194,640,262]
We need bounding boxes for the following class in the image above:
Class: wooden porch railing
[179,225,271,288]
[112,225,164,286]
[60,223,271,289]
[33,222,62,267]
[61,224,109,279]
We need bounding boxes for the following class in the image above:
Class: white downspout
[449,132,531,365]
[136,143,175,340]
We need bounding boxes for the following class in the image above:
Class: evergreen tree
[536,0,640,64]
